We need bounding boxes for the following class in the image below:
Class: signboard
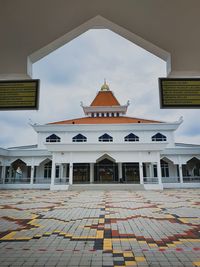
[159,78,200,108]
[0,80,39,110]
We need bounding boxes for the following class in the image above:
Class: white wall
[37,129,175,149]
[53,151,159,164]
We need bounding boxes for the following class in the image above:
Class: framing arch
[29,15,170,77]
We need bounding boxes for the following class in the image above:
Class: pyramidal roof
[90,81,120,106]
[48,81,162,125]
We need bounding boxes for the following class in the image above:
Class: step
[68,183,145,191]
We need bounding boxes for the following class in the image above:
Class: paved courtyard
[0,189,199,267]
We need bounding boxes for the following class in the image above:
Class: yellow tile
[34,234,42,238]
[59,232,66,235]
[99,218,105,224]
[179,218,188,223]
[193,262,200,267]
[44,232,51,235]
[165,215,174,218]
[16,237,31,240]
[113,250,122,254]
[135,256,145,262]
[138,241,147,244]
[125,261,136,266]
[124,252,133,257]
[1,231,17,240]
[167,244,175,247]
[173,241,182,244]
[96,230,103,239]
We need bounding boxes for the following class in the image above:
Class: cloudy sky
[1,29,200,147]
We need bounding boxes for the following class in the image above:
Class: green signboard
[159,78,200,108]
[0,80,39,110]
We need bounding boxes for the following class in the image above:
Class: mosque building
[0,81,200,190]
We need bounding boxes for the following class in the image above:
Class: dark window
[153,164,158,177]
[124,133,139,142]
[116,113,119,117]
[96,113,99,117]
[161,160,169,177]
[55,165,60,178]
[101,113,104,117]
[44,161,52,178]
[111,112,114,117]
[107,113,109,117]
[99,133,113,142]
[72,134,87,142]
[152,132,167,141]
[91,113,94,117]
[46,134,61,143]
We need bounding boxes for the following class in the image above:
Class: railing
[34,178,51,184]
[4,177,31,184]
[54,177,69,185]
[162,177,180,183]
[143,177,158,184]
[183,176,200,183]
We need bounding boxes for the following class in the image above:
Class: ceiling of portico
[1,0,200,79]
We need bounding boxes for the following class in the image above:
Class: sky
[1,29,200,147]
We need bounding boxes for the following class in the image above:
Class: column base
[50,184,69,190]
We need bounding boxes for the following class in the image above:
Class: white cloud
[0,29,200,147]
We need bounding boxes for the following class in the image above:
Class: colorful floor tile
[0,189,199,266]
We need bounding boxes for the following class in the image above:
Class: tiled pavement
[0,189,199,267]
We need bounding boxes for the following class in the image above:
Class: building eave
[32,121,182,133]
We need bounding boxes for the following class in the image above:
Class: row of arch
[46,132,167,143]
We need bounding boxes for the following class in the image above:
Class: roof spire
[101,79,110,91]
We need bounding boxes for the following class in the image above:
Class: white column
[69,163,73,185]
[30,165,34,184]
[179,164,183,184]
[149,163,153,178]
[1,166,6,184]
[51,160,56,186]
[60,164,64,179]
[157,160,162,184]
[118,163,122,182]
[139,162,144,184]
[90,163,94,183]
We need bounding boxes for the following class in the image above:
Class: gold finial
[101,79,110,91]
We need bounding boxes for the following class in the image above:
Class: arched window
[124,133,139,142]
[99,133,113,142]
[46,134,61,143]
[152,133,167,141]
[72,134,87,142]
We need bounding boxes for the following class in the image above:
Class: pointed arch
[152,132,167,141]
[124,133,139,142]
[99,133,113,142]
[46,134,61,143]
[72,133,87,142]
[96,154,116,163]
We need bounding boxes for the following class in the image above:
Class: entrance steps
[68,183,145,191]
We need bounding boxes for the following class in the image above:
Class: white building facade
[0,82,200,190]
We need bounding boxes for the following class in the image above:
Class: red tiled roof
[90,91,120,106]
[48,116,162,125]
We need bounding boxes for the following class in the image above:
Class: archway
[94,157,118,183]
[7,159,30,183]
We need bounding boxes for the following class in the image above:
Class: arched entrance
[94,158,118,183]
[6,159,30,183]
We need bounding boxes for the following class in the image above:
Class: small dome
[101,80,110,91]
